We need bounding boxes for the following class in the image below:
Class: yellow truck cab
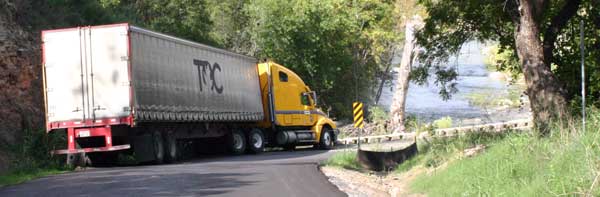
[257,61,338,149]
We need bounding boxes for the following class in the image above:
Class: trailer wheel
[247,129,264,154]
[318,127,334,150]
[152,130,164,164]
[66,152,86,167]
[228,129,246,155]
[164,131,179,163]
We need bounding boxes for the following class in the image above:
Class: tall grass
[0,129,71,186]
[410,110,600,196]
[323,151,361,170]
[395,131,509,173]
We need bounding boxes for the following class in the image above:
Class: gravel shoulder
[321,166,426,197]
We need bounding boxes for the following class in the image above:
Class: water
[378,41,530,125]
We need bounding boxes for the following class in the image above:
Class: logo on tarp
[353,102,364,128]
[193,59,223,94]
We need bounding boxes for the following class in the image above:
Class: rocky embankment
[0,1,44,173]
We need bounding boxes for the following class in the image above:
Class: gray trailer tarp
[129,26,264,122]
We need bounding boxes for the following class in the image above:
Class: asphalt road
[0,149,345,197]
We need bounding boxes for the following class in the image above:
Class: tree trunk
[390,20,418,133]
[515,0,568,134]
[374,47,396,105]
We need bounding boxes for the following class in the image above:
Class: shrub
[432,116,452,129]
[0,129,70,186]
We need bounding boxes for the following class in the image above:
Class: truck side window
[301,94,310,105]
[279,71,288,82]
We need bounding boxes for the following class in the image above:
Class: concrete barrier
[357,142,418,171]
[337,118,532,145]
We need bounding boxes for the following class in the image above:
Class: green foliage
[0,168,67,187]
[101,0,217,45]
[0,129,71,186]
[323,151,361,170]
[414,0,600,111]
[432,116,452,129]
[410,111,600,196]
[206,0,253,54]
[16,0,116,29]
[246,0,401,118]
[368,106,388,123]
[367,106,390,134]
[482,43,521,80]
[554,1,600,107]
[404,115,434,133]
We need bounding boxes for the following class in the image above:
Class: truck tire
[66,152,86,167]
[247,129,264,154]
[153,130,164,164]
[228,129,246,155]
[318,127,334,150]
[164,131,179,163]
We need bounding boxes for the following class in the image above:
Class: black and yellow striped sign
[353,102,364,128]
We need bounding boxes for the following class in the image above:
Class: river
[377,41,531,126]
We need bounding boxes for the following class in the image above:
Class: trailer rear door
[43,24,131,123]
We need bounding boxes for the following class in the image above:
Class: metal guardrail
[336,118,532,145]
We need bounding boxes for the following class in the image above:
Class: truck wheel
[66,152,86,167]
[319,127,334,150]
[152,130,164,164]
[164,131,179,163]
[228,129,246,155]
[247,129,264,154]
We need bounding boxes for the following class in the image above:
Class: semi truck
[41,23,338,165]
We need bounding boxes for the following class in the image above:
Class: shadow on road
[0,147,343,196]
[2,170,256,196]
[184,148,331,164]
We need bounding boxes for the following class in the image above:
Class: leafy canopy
[415,0,600,108]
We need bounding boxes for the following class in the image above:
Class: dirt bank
[0,1,45,173]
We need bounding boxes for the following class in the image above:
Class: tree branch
[504,0,520,24]
[542,0,582,67]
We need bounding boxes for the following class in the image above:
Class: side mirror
[302,91,318,106]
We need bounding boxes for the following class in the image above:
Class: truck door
[271,66,313,126]
[301,90,318,126]
[44,28,90,122]
[87,25,131,120]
